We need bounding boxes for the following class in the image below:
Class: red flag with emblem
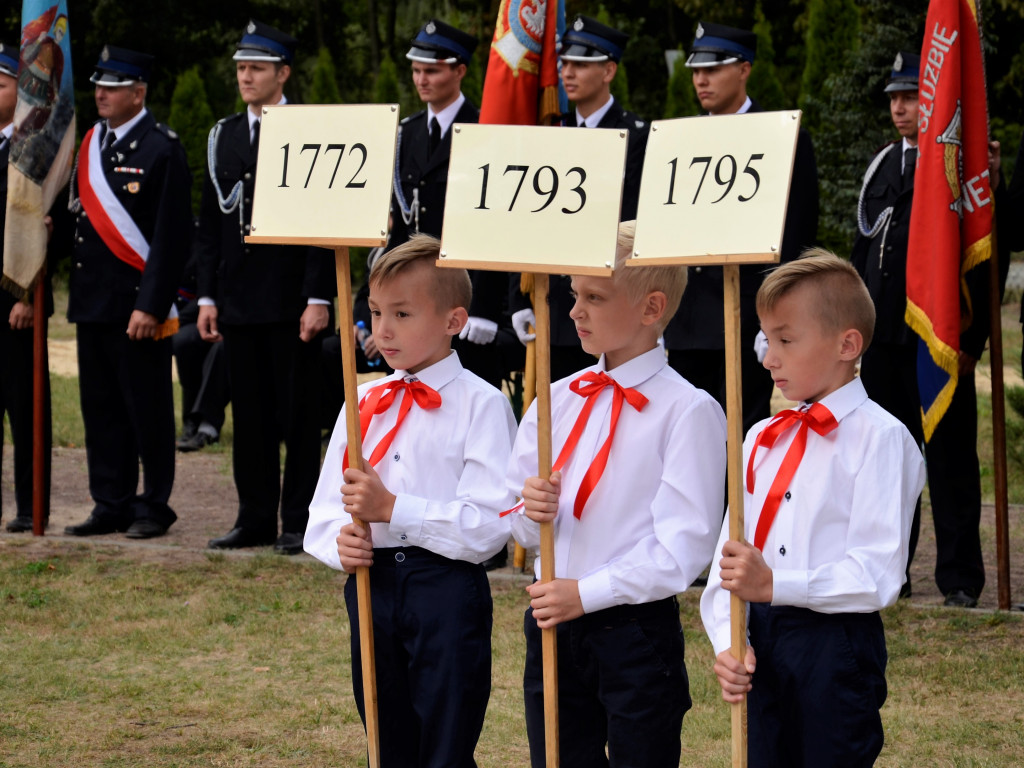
[905,0,992,441]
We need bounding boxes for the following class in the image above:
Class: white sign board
[439,123,628,275]
[247,104,399,246]
[632,110,802,265]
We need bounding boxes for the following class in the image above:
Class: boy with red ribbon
[304,234,517,766]
[509,221,727,767]
[700,251,925,767]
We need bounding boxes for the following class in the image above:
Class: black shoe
[208,527,276,550]
[64,514,129,537]
[482,546,508,571]
[177,430,218,453]
[6,517,44,533]
[943,589,978,608]
[899,581,912,599]
[125,520,168,539]
[273,532,304,555]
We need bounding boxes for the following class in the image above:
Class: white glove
[511,308,536,345]
[753,329,769,363]
[459,316,499,345]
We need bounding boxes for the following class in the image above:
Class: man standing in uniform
[388,19,516,390]
[63,46,191,539]
[664,22,819,434]
[852,53,994,606]
[509,14,650,381]
[198,21,334,555]
[1,40,52,533]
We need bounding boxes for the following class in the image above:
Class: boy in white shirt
[304,234,517,766]
[510,221,727,767]
[701,250,925,767]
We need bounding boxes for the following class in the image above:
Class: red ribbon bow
[343,378,442,471]
[553,371,649,519]
[746,402,838,551]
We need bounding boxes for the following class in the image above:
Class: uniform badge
[129,140,138,150]
[101,45,110,61]
[247,21,256,34]
[894,52,904,72]
[425,21,436,34]
[696,23,705,39]
[126,182,141,194]
[574,18,584,31]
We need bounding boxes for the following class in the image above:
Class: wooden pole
[987,224,1010,610]
[32,273,46,537]
[514,316,538,573]
[723,264,747,767]
[533,274,559,767]
[334,247,381,767]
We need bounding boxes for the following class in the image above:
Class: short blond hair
[370,234,472,311]
[611,221,688,332]
[757,248,875,350]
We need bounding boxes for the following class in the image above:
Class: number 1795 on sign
[663,153,764,206]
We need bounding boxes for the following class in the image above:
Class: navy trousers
[523,597,691,768]
[345,547,493,768]
[747,604,888,768]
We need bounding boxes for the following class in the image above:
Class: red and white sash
[78,124,178,336]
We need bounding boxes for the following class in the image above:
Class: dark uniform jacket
[196,111,334,324]
[852,139,991,359]
[67,112,190,325]
[664,99,819,351]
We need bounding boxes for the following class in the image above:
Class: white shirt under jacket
[304,350,518,568]
[700,376,926,657]
[507,345,727,614]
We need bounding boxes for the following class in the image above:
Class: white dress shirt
[508,346,727,614]
[700,377,926,656]
[574,94,615,128]
[304,350,518,567]
[427,91,466,139]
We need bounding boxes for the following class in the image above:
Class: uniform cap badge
[894,52,904,71]
[696,23,705,39]
[246,21,256,34]
[101,45,110,61]
[573,18,584,31]
[425,21,436,34]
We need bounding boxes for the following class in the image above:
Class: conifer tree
[167,67,215,215]
[664,51,698,118]
[308,46,342,105]
[799,0,860,137]
[747,2,786,112]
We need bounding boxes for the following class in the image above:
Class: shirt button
[399,534,407,541]
[394,551,406,563]
[784,491,791,500]
[779,545,786,556]
[393,453,400,461]
[244,172,252,180]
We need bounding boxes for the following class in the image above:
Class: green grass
[0,546,1021,767]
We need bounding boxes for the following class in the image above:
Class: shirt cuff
[198,297,216,306]
[308,298,331,306]
[577,568,616,614]
[388,493,426,546]
[771,568,809,608]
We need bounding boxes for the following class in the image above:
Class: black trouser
[345,547,492,768]
[0,319,51,521]
[524,597,690,768]
[222,322,323,537]
[76,323,175,527]
[747,604,888,768]
[172,322,228,432]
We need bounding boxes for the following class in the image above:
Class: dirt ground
[2,443,1023,610]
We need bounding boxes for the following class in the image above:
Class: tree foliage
[308,46,342,105]
[747,2,787,112]
[167,66,214,216]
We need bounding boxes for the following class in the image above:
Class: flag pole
[987,222,1010,609]
[32,268,46,536]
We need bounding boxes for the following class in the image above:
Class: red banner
[479,0,564,126]
[905,0,992,441]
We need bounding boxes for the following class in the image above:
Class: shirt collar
[576,94,614,128]
[803,376,867,424]
[248,95,287,133]
[594,344,666,388]
[0,123,12,142]
[394,349,463,391]
[105,107,148,145]
[427,91,466,138]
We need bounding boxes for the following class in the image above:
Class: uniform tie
[251,118,261,149]
[746,403,839,551]
[428,116,441,156]
[902,146,917,190]
[553,371,648,519]
[577,116,587,127]
[101,127,115,150]
[343,378,442,471]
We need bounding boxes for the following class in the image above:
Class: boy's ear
[640,290,668,327]
[838,328,864,361]
[447,306,469,337]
